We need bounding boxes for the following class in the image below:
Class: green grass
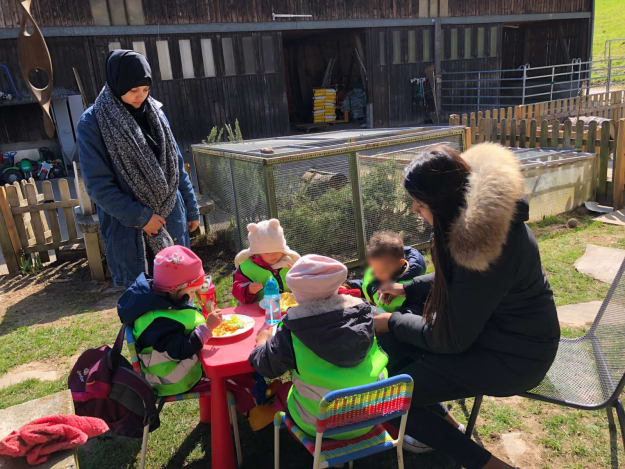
[593,0,625,60]
[0,312,119,375]
[0,377,68,410]
[528,213,624,306]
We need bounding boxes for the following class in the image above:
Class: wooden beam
[613,119,625,210]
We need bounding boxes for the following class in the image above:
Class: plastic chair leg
[615,399,625,455]
[139,423,149,469]
[273,424,280,469]
[229,401,243,467]
[466,395,483,436]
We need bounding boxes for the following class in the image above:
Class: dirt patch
[495,431,543,468]
[0,361,65,389]
[0,252,125,334]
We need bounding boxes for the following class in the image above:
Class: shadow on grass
[0,256,120,335]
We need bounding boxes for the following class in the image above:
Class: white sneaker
[402,434,433,454]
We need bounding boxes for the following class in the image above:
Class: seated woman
[374,143,560,469]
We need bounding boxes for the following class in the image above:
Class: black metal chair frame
[465,259,625,453]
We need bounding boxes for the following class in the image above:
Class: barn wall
[0,31,289,147]
[0,0,592,28]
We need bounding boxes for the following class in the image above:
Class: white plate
[211,314,255,339]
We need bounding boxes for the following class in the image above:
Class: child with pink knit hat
[117,245,222,396]
[232,219,300,304]
[249,254,389,439]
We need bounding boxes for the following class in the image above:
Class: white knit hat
[234,219,300,268]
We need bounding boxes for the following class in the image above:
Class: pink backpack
[68,325,160,438]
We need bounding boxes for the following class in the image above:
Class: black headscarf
[106,50,157,149]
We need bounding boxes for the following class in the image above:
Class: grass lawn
[593,0,625,60]
[1,212,624,468]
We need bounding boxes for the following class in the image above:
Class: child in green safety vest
[249,254,389,440]
[232,219,300,304]
[117,245,223,396]
[349,231,427,313]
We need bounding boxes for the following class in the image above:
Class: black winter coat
[389,142,560,387]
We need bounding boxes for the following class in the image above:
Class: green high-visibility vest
[362,267,411,312]
[288,333,388,440]
[239,258,290,300]
[133,308,205,396]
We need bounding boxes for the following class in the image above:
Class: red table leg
[210,377,235,469]
[199,395,211,423]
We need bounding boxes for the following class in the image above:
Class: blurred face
[412,197,434,226]
[170,284,201,302]
[260,252,284,266]
[120,85,150,109]
[368,256,405,283]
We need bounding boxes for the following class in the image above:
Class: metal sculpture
[16,0,55,137]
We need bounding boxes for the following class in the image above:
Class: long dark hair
[403,145,470,344]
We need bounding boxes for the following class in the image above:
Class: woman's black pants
[379,333,550,469]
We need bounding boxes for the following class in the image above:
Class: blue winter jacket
[77,103,200,287]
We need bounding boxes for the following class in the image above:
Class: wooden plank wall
[369,27,435,127]
[448,0,591,16]
[0,0,593,28]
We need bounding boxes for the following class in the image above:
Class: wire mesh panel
[357,137,463,248]
[271,154,359,264]
[194,153,269,249]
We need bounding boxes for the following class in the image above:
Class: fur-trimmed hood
[450,142,525,272]
[282,295,375,367]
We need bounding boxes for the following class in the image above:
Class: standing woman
[375,143,560,468]
[77,50,200,286]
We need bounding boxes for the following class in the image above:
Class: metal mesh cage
[194,154,269,248]
[357,136,463,248]
[526,260,625,407]
[193,127,466,264]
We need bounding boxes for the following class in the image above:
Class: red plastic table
[199,303,266,469]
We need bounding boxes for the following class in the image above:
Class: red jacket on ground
[232,255,283,304]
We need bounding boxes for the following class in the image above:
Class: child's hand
[205,310,223,331]
[249,283,264,295]
[256,328,273,345]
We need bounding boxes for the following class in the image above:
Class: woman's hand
[379,282,405,301]
[188,220,200,232]
[373,312,392,335]
[143,214,166,236]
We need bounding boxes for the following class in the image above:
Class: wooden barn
[0,0,594,156]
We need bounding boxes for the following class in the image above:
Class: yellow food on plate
[213,315,246,337]
[280,292,298,312]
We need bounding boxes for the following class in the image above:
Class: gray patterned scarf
[93,84,179,256]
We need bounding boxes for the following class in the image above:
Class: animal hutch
[192,126,466,266]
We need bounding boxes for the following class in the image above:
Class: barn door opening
[282,29,368,132]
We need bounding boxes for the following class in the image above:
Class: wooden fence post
[597,121,611,203]
[0,186,19,274]
[613,119,625,210]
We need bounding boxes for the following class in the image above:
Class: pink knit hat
[153,245,205,292]
[286,254,347,303]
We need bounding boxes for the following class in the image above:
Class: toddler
[117,245,221,396]
[232,219,300,304]
[353,231,426,312]
[250,254,388,439]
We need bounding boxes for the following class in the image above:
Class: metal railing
[441,57,625,114]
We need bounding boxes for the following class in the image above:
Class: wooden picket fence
[451,116,625,209]
[450,90,625,127]
[0,178,82,274]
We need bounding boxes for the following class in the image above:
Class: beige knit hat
[234,219,300,268]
